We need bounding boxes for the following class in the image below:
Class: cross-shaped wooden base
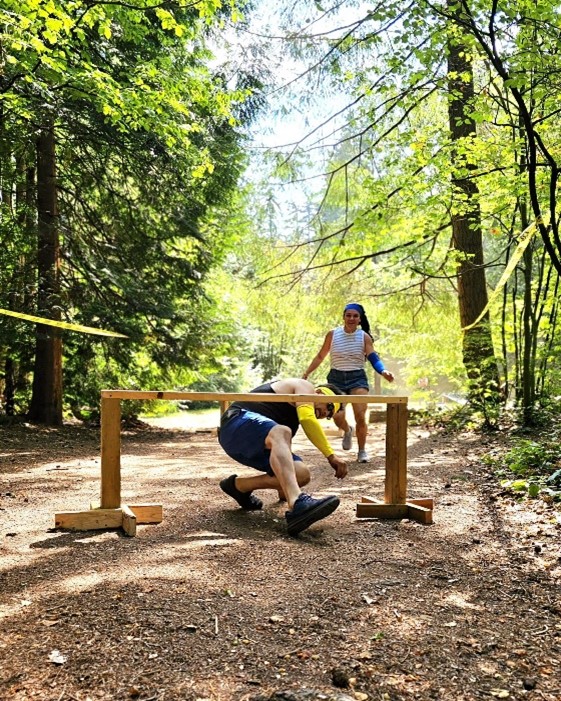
[356,496,434,524]
[54,503,163,537]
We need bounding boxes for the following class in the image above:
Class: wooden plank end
[406,503,434,525]
[127,503,163,524]
[121,504,137,536]
[356,503,409,519]
[54,509,123,531]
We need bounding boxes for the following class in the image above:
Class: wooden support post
[356,399,434,525]
[101,397,121,509]
[53,396,163,536]
[385,402,408,504]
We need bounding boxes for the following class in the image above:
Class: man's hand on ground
[328,455,348,479]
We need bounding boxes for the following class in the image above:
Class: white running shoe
[342,426,353,451]
[357,449,370,463]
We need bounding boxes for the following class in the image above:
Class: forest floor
[1,411,561,701]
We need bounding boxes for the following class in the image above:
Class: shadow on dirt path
[1,419,560,701]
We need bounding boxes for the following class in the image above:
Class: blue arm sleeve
[367,351,385,374]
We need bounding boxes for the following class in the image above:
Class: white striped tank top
[330,327,366,370]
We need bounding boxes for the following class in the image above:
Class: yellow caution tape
[0,307,128,338]
[462,220,539,331]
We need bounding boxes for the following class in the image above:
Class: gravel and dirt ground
[1,413,561,701]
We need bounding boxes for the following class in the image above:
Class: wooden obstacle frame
[54,390,433,536]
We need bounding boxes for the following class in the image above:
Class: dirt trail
[1,419,560,701]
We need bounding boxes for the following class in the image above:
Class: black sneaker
[285,493,340,536]
[220,474,263,511]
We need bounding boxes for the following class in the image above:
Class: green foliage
[178,372,247,409]
[500,440,558,477]
[5,0,561,421]
[484,426,561,502]
[237,0,561,414]
[0,0,261,417]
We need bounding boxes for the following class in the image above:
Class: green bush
[485,438,561,502]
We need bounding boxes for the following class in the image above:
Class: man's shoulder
[273,378,314,395]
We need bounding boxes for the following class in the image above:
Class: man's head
[314,384,343,419]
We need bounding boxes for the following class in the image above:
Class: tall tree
[243,0,561,415]
[438,0,561,274]
[0,0,253,421]
[447,17,500,410]
[28,122,63,424]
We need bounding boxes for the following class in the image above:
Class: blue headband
[345,303,362,313]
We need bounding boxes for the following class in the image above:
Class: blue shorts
[327,368,369,394]
[218,409,302,475]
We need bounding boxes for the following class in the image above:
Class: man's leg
[223,422,339,535]
[266,424,303,509]
[233,425,309,509]
[275,461,310,501]
[236,461,310,504]
[264,428,340,537]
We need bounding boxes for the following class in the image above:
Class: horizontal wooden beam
[408,498,435,510]
[356,502,410,519]
[100,390,407,404]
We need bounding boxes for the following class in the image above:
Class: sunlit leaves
[0,0,242,154]
[0,0,253,411]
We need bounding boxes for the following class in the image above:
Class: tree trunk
[447,28,500,412]
[28,123,63,426]
[4,357,15,415]
[519,198,537,422]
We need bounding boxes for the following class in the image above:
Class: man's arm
[296,405,347,479]
[289,380,347,479]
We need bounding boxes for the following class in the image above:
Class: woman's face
[343,309,361,329]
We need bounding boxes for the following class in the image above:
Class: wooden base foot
[54,503,163,536]
[356,496,434,524]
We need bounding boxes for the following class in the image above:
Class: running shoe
[285,493,340,536]
[220,474,263,510]
[342,426,353,451]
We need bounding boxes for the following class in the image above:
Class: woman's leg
[351,387,369,452]
[327,370,350,440]
[333,406,350,433]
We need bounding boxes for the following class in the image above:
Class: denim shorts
[327,368,369,394]
[218,409,302,476]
